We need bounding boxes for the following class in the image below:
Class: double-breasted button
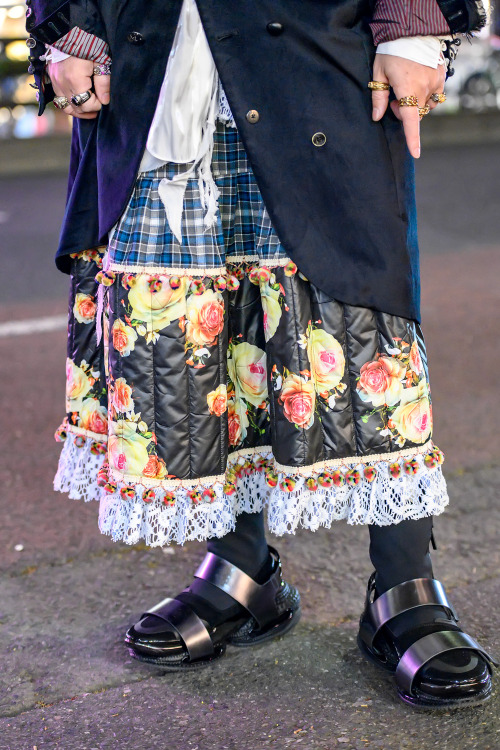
[26,37,37,48]
[127,31,145,45]
[246,110,260,124]
[266,22,284,36]
[312,132,327,147]
[26,6,32,17]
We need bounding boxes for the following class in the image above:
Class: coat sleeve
[370,0,486,44]
[26,0,108,113]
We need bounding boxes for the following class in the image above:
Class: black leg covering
[207,510,269,580]
[369,516,434,594]
[174,511,271,625]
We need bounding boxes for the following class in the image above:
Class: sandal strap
[396,630,497,698]
[143,597,215,662]
[365,577,457,649]
[194,546,283,629]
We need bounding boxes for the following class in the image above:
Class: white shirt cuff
[44,45,71,64]
[376,35,451,69]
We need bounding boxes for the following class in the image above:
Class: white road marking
[0,314,67,338]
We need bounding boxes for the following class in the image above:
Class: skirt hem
[54,429,449,546]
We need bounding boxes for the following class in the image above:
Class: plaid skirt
[54,122,448,546]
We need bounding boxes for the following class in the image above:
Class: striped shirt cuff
[371,0,450,44]
[51,26,111,64]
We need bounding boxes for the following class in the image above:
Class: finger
[371,56,390,121]
[51,91,98,119]
[93,74,111,105]
[71,92,102,114]
[398,97,422,158]
[372,89,390,121]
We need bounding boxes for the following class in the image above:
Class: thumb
[94,74,111,105]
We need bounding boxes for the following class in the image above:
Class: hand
[47,56,110,119]
[371,54,446,158]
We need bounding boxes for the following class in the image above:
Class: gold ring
[368,81,390,91]
[418,105,430,120]
[398,96,419,107]
[430,92,446,103]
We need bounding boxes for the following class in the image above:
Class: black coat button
[267,22,284,36]
[312,132,327,147]
[246,110,260,124]
[127,31,145,45]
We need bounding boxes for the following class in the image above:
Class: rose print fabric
[54,124,448,546]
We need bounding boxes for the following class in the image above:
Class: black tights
[209,511,434,593]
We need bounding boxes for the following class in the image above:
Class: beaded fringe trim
[54,427,449,547]
[103,255,295,279]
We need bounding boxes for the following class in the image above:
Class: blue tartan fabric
[108,122,286,270]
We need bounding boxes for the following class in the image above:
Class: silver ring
[70,90,92,106]
[93,63,112,76]
[53,96,69,110]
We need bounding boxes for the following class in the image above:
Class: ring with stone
[53,96,69,110]
[93,63,112,76]
[430,92,446,103]
[70,90,92,107]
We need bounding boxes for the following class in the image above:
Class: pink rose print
[357,356,406,408]
[279,373,316,429]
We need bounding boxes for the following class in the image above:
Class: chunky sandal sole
[127,643,226,671]
[127,606,301,670]
[357,629,493,710]
[229,606,301,647]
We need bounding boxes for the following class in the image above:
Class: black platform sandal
[125,546,301,670]
[358,574,497,709]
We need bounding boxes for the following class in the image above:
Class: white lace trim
[106,262,226,277]
[54,435,106,504]
[54,434,449,546]
[217,82,237,128]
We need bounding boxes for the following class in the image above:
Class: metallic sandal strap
[366,578,456,649]
[396,630,496,698]
[144,597,215,662]
[194,548,282,629]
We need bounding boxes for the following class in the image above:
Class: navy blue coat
[29,0,436,321]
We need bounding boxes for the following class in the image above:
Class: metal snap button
[26,37,37,48]
[246,110,260,124]
[266,22,284,36]
[312,132,327,147]
[127,31,145,45]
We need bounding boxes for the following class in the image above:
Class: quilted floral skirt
[54,122,449,546]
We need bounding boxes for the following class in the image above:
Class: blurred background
[2,0,500,138]
[0,3,499,746]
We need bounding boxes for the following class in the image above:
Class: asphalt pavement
[0,140,499,749]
